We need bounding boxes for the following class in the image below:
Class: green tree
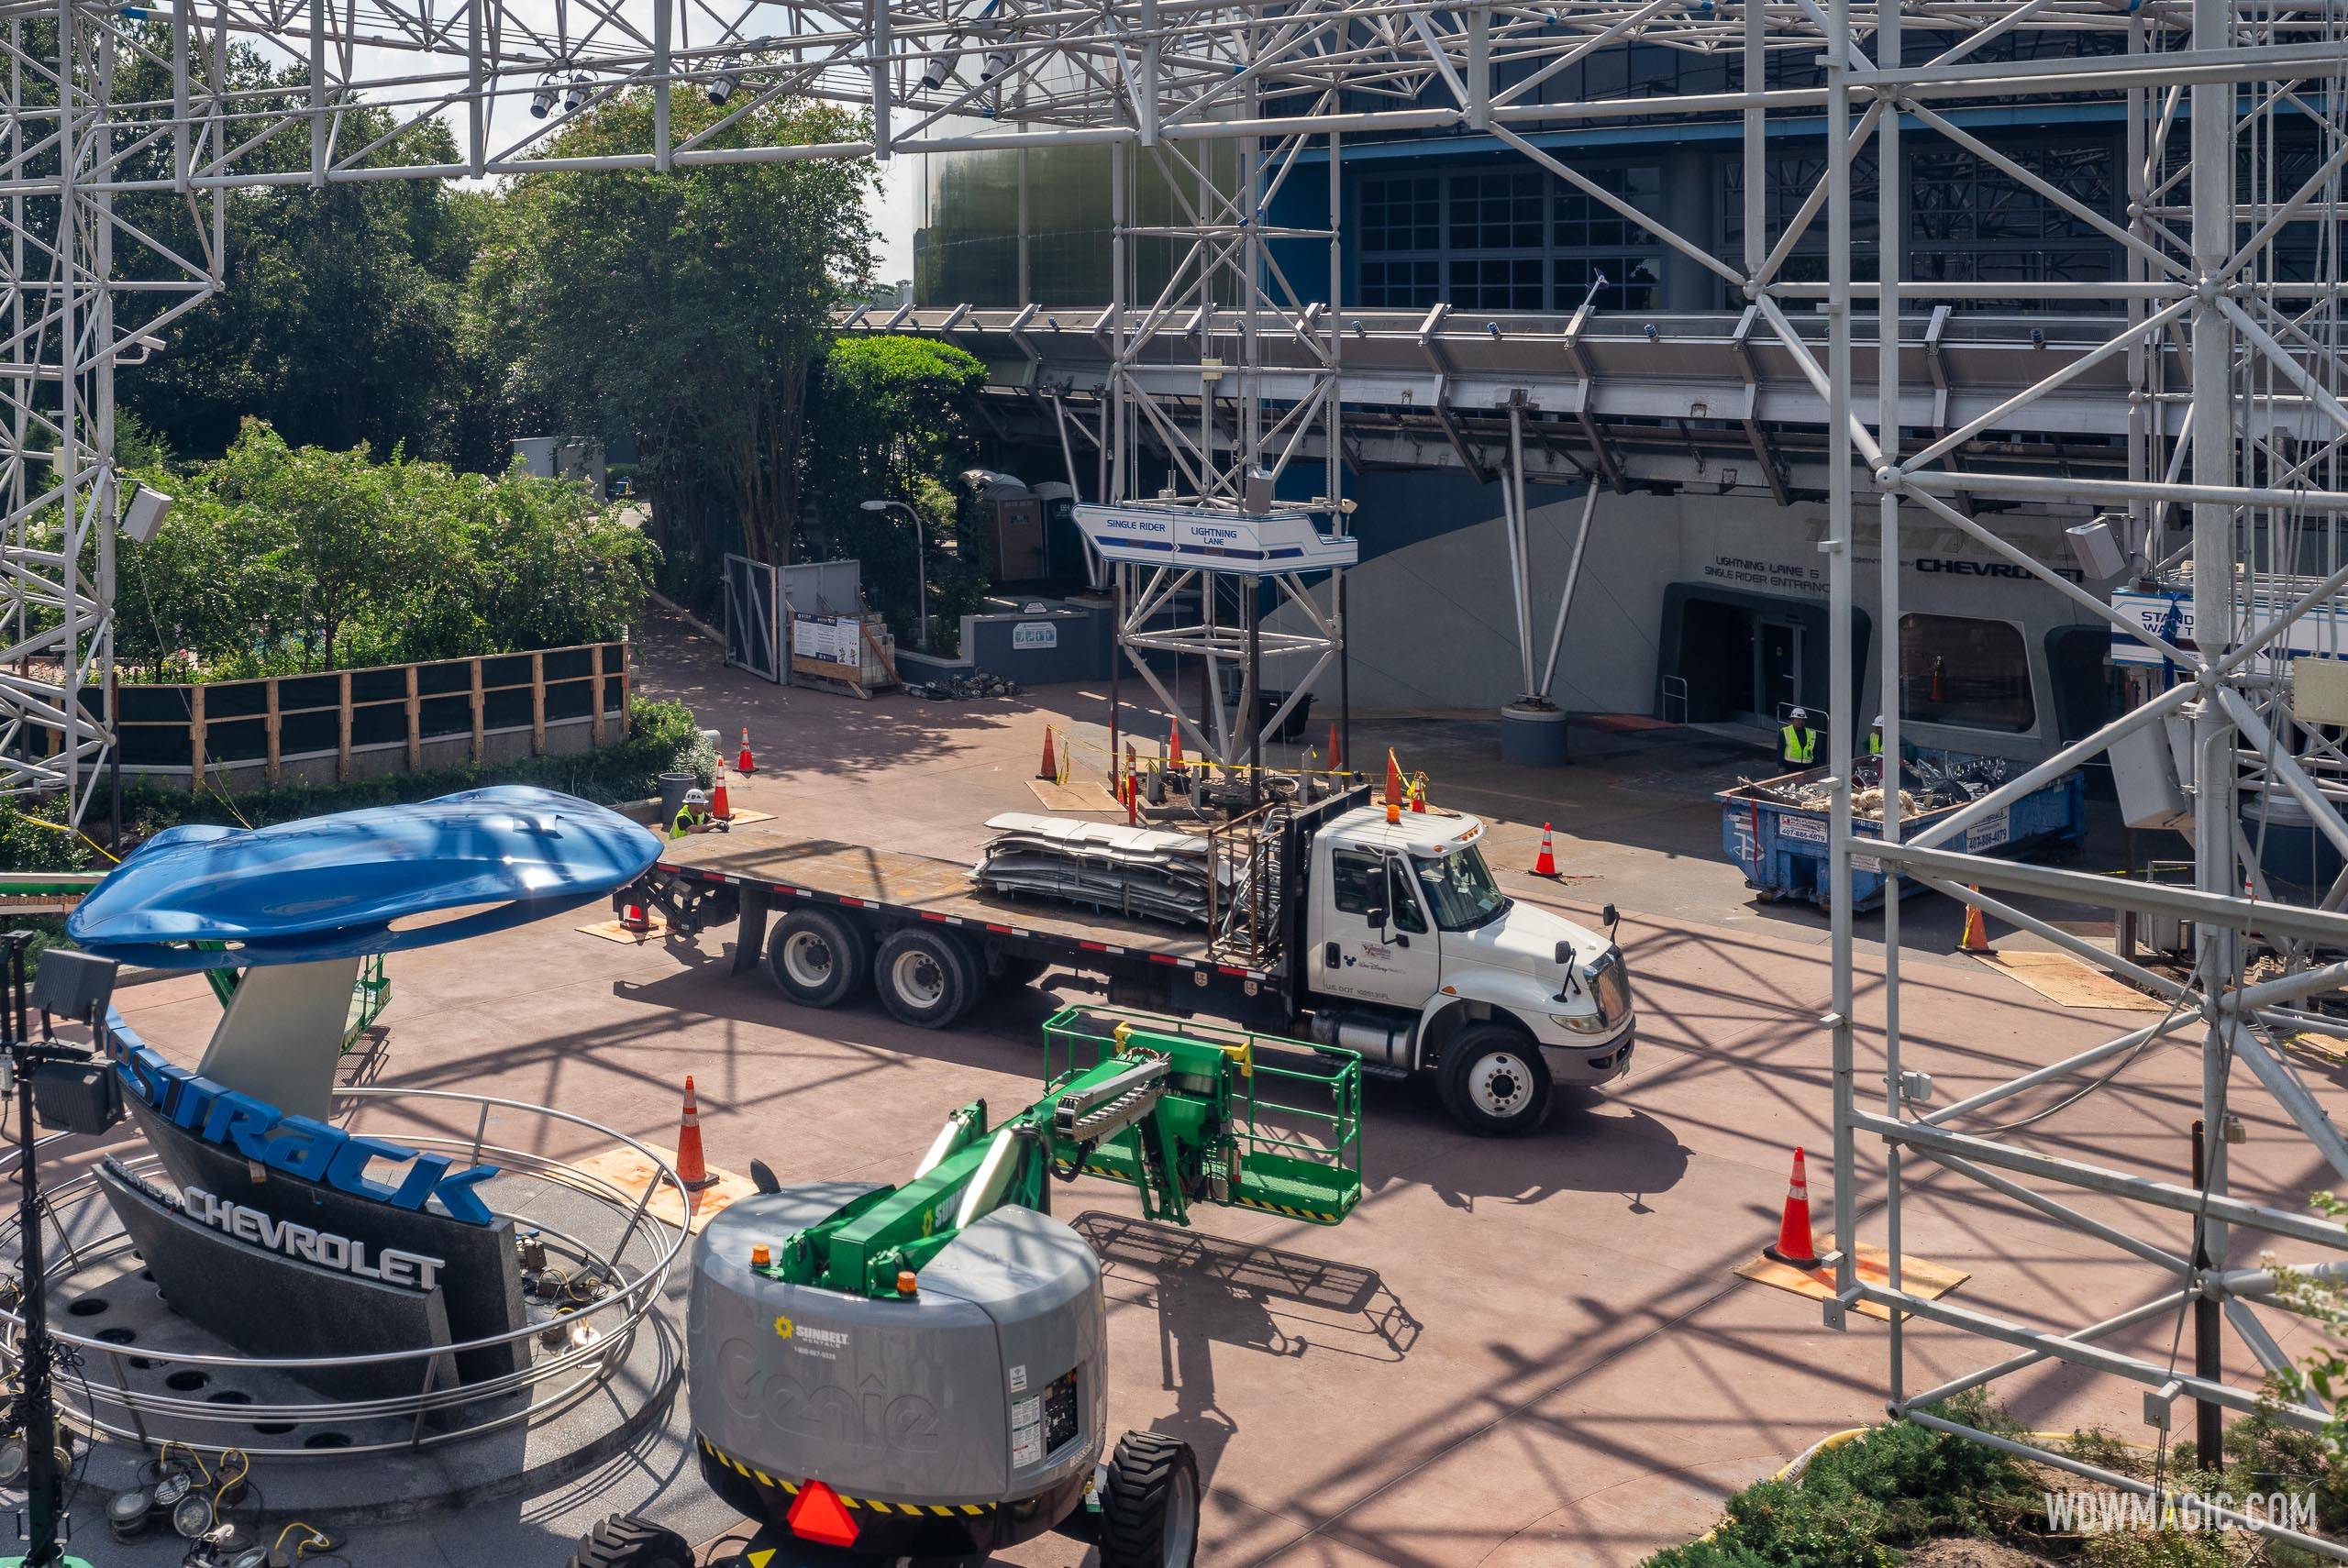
[802,335,987,645]
[113,422,656,678]
[467,93,877,611]
[101,32,491,462]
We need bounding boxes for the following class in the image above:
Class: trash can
[659,771,697,827]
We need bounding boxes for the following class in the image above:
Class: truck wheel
[874,927,980,1029]
[565,1513,692,1568]
[766,908,869,1009]
[1099,1430,1201,1568]
[1438,1022,1554,1137]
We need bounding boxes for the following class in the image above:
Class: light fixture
[977,48,1012,83]
[529,80,557,117]
[107,1485,155,1540]
[121,485,174,544]
[919,55,954,91]
[170,1489,216,1539]
[707,65,739,105]
[0,1434,28,1483]
[562,75,589,114]
[152,1469,194,1508]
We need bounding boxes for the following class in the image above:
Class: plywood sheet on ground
[1027,779,1124,812]
[1971,950,2169,1012]
[1734,1243,1969,1321]
[571,1142,754,1235]
[577,914,668,944]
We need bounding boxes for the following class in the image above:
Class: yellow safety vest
[670,806,693,840]
[1782,725,1818,765]
[1868,732,1883,756]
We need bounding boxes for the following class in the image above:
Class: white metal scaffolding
[6,0,2348,1548]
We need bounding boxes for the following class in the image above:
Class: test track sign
[1073,502,1359,577]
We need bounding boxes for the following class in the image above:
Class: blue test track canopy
[67,785,663,970]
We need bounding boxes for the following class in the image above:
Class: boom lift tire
[765,908,870,1009]
[1098,1430,1201,1568]
[874,926,981,1028]
[1437,1021,1555,1136]
[565,1514,692,1568]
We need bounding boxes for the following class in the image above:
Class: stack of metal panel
[972,813,1216,926]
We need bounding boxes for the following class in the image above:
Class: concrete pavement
[86,613,2345,1566]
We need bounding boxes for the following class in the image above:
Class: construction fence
[61,640,630,790]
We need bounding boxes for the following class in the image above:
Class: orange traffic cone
[1328,723,1343,774]
[1533,824,1559,878]
[676,1076,718,1193]
[1124,770,1138,826]
[1384,750,1403,823]
[1037,726,1058,781]
[1168,722,1183,769]
[1765,1147,1822,1270]
[710,769,733,823]
[737,726,758,776]
[1958,888,1991,954]
[619,900,652,933]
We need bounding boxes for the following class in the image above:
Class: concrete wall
[1263,470,2121,762]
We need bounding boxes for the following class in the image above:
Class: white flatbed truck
[630,784,1635,1135]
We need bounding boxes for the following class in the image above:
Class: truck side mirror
[1555,940,1574,967]
[1367,906,1389,933]
[1601,903,1620,931]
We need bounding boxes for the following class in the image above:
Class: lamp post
[859,499,928,652]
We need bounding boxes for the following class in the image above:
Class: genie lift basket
[1040,1006,1362,1228]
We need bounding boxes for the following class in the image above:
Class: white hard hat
[1790,707,1810,722]
[684,788,709,805]
[1873,714,1885,727]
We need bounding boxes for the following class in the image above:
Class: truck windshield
[1412,845,1510,931]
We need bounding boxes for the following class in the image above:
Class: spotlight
[919,56,954,91]
[707,66,740,105]
[562,74,589,114]
[977,48,1011,83]
[170,1489,216,1540]
[529,82,556,117]
[0,1434,28,1483]
[108,1485,156,1540]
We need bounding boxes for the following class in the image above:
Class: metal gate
[724,553,781,683]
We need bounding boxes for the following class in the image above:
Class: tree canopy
[115,422,656,679]
[467,94,879,602]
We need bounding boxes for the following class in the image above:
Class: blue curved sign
[69,786,662,969]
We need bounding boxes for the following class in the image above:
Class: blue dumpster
[1718,754,2085,911]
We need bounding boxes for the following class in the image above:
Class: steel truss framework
[6,0,2348,1546]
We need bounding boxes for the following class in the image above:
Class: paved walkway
[90,613,2342,1567]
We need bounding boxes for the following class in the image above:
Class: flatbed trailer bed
[648,821,1297,1024]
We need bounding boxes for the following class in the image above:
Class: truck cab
[1302,806,1635,1134]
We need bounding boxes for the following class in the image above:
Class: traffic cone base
[619,901,651,933]
[1532,824,1559,878]
[676,1075,719,1192]
[1958,888,1991,954]
[1765,1147,1822,1270]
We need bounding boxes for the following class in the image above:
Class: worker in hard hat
[1779,707,1821,771]
[1867,713,1919,765]
[671,788,710,840]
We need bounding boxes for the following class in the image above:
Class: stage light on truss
[977,48,1012,83]
[707,65,740,105]
[528,81,557,117]
[562,75,589,114]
